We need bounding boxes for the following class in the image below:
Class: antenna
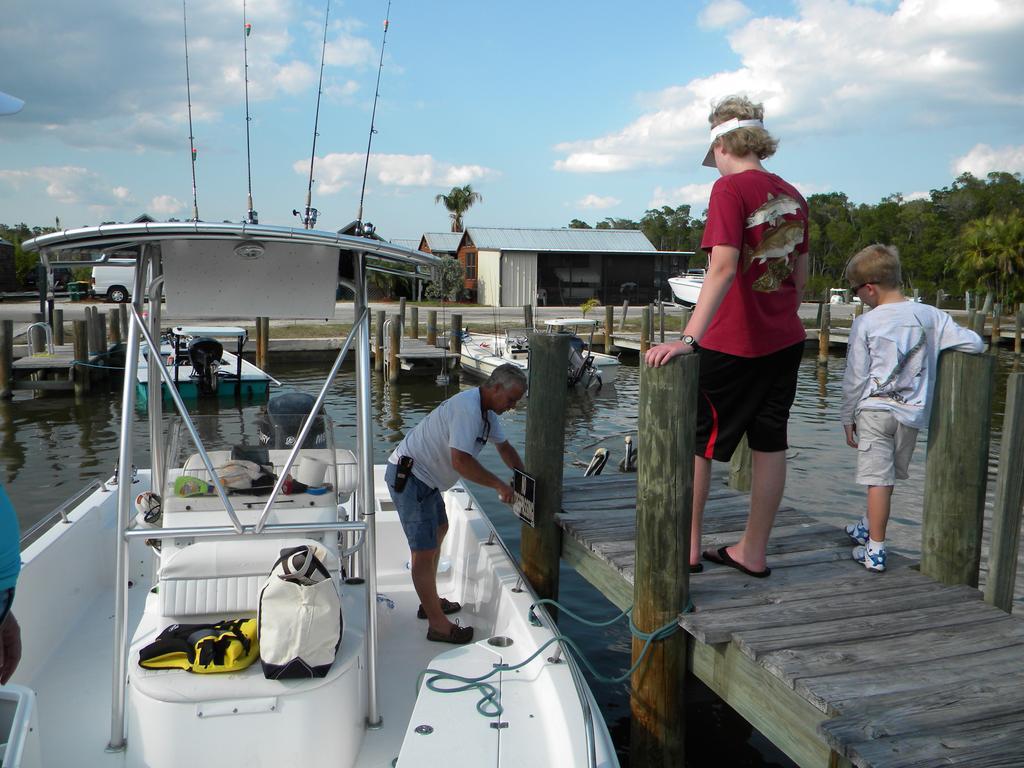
[242,0,258,224]
[182,0,200,222]
[356,1,393,229]
[295,0,331,230]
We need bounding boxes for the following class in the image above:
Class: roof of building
[422,232,462,253]
[389,238,420,250]
[463,227,656,253]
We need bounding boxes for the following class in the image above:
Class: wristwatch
[682,334,698,348]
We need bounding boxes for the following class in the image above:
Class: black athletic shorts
[695,341,804,461]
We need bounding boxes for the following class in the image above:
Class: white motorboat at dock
[667,269,706,307]
[13,222,617,768]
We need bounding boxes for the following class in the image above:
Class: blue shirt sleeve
[0,484,21,592]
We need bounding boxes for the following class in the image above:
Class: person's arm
[495,440,524,473]
[645,244,739,367]
[937,312,984,354]
[450,448,514,503]
[840,318,870,447]
[0,612,21,685]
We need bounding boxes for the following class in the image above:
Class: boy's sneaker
[845,520,870,546]
[853,545,886,572]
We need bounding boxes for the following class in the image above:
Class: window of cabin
[465,251,477,279]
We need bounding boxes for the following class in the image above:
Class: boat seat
[180,447,358,494]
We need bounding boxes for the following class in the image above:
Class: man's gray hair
[485,363,528,392]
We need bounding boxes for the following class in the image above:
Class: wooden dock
[557,473,1024,768]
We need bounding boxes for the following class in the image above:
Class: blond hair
[845,244,903,289]
[709,95,779,160]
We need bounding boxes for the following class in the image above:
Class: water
[4,347,1021,766]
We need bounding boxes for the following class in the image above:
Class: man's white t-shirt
[388,387,507,491]
[840,301,983,430]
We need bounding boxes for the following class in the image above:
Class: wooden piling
[631,351,697,767]
[620,299,630,331]
[449,313,462,359]
[678,308,691,339]
[521,332,570,604]
[984,373,1024,612]
[854,301,864,317]
[992,303,1002,348]
[658,301,665,343]
[387,314,401,384]
[409,305,419,339]
[29,312,45,355]
[52,309,65,347]
[399,297,407,337]
[640,306,651,355]
[96,313,107,355]
[118,304,128,341]
[814,302,823,329]
[604,305,613,352]
[108,308,121,345]
[73,320,89,397]
[374,310,385,371]
[426,310,437,347]
[0,320,12,399]
[258,317,270,369]
[921,350,995,587]
[85,308,99,357]
[817,302,831,366]
[1015,305,1022,355]
[524,304,533,331]
[728,434,752,493]
[967,308,977,332]
[972,309,987,341]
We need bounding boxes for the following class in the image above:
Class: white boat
[15,222,617,768]
[459,319,618,390]
[667,269,705,307]
[136,325,281,406]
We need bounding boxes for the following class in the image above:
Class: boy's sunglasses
[851,282,875,293]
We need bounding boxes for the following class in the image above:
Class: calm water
[4,347,1021,766]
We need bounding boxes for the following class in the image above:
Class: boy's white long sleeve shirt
[840,301,984,430]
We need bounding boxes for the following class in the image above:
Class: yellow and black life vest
[138,618,259,674]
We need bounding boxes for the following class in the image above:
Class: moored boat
[667,269,706,306]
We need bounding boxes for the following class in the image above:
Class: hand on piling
[496,483,515,504]
[644,340,694,368]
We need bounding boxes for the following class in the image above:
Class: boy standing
[646,95,808,577]
[840,244,983,572]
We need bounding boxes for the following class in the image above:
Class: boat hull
[668,276,703,306]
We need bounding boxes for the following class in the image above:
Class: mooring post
[84,308,99,357]
[854,301,864,317]
[449,313,462,361]
[520,332,570,605]
[254,316,264,369]
[387,313,401,385]
[604,305,614,352]
[1015,304,1022,356]
[107,308,121,345]
[817,302,831,366]
[73,319,89,397]
[678,308,691,339]
[967,307,977,333]
[409,305,419,340]
[0,320,13,399]
[52,309,65,347]
[28,312,45,355]
[118,304,128,342]
[992,303,1002,349]
[523,303,533,331]
[640,305,651,355]
[658,300,665,343]
[728,434,752,492]
[97,313,108,355]
[631,351,697,767]
[374,310,385,371]
[620,299,630,331]
[815,302,823,329]
[920,350,995,586]
[972,306,988,340]
[399,297,407,338]
[936,288,945,307]
[426,310,437,347]
[984,373,1024,612]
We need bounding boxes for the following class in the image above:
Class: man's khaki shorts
[855,409,919,486]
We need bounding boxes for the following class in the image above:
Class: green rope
[416,597,693,718]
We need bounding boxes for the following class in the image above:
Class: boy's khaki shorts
[855,409,919,486]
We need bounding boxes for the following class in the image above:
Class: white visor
[701,118,764,168]
[0,91,25,116]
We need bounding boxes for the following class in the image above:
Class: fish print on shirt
[867,322,927,405]
[742,194,803,292]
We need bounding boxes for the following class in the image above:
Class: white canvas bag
[257,543,342,679]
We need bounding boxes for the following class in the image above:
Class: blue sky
[1,0,1022,241]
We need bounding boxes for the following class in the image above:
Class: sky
[1,0,1022,241]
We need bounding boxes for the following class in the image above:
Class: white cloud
[299,153,497,194]
[576,194,621,210]
[905,190,931,201]
[649,182,717,211]
[326,80,360,100]
[699,0,752,29]
[150,194,185,216]
[554,0,1024,173]
[953,143,1024,177]
[0,166,133,208]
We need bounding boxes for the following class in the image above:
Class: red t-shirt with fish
[699,169,809,357]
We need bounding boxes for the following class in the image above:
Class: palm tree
[956,213,1024,303]
[434,184,482,232]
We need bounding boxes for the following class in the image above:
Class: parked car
[23,266,73,290]
[91,263,136,303]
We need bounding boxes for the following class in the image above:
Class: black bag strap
[274,545,331,584]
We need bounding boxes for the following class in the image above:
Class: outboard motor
[187,337,223,396]
[257,392,327,449]
[567,336,600,390]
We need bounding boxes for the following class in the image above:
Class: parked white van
[91,262,136,303]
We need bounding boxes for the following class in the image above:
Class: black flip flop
[702,546,770,578]
[417,597,462,619]
[690,562,704,574]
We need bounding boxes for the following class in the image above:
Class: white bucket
[297,456,327,487]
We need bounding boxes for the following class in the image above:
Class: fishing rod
[182,0,200,222]
[242,0,257,224]
[294,0,331,230]
[355,0,393,233]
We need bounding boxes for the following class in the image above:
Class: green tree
[568,219,592,229]
[954,213,1024,304]
[425,256,465,302]
[434,185,482,232]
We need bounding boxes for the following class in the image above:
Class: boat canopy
[545,318,598,328]
[23,222,439,319]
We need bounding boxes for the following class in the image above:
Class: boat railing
[19,480,105,550]
[25,321,55,356]
[123,518,366,547]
